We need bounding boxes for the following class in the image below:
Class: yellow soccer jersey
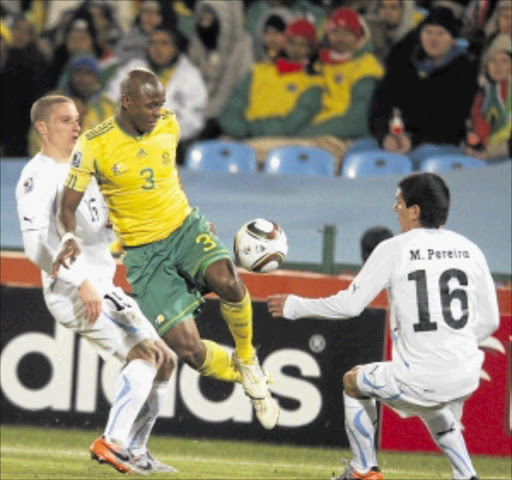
[65,110,192,246]
[245,63,323,120]
[313,53,383,124]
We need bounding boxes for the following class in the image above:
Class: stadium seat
[344,137,379,155]
[419,154,487,172]
[185,141,257,173]
[263,146,335,177]
[409,143,462,170]
[341,150,413,178]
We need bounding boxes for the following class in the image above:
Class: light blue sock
[104,359,156,447]
[422,408,477,480]
[128,381,169,455]
[343,392,378,472]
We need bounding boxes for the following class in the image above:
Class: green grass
[1,425,510,480]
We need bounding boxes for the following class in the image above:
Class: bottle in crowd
[389,107,404,136]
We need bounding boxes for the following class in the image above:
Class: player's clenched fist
[267,294,289,318]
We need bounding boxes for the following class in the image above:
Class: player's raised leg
[205,258,280,429]
[160,316,282,430]
[162,318,241,382]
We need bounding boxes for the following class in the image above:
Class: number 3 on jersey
[196,233,216,252]
[408,268,469,332]
[140,168,155,190]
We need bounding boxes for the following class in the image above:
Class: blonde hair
[30,95,73,125]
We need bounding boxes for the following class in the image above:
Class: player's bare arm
[52,187,85,275]
[267,294,290,318]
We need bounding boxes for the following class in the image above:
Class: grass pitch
[1,425,510,480]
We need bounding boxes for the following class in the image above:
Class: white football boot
[252,392,280,430]
[233,353,280,429]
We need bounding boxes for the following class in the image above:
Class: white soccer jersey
[284,228,500,402]
[16,153,160,361]
[16,153,115,293]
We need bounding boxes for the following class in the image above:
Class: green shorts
[123,209,232,336]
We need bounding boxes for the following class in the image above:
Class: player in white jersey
[15,95,178,475]
[268,172,499,480]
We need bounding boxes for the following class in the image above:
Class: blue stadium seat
[344,137,379,155]
[409,143,462,170]
[419,154,487,172]
[341,150,412,178]
[263,146,335,177]
[185,141,257,173]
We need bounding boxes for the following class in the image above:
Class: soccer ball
[234,219,288,273]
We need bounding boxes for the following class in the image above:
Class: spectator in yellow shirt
[219,19,322,150]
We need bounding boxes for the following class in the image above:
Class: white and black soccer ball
[234,218,288,273]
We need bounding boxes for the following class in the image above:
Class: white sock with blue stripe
[104,359,156,447]
[343,392,378,473]
[128,381,169,456]
[422,408,477,480]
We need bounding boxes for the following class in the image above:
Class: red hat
[285,19,317,47]
[327,8,362,37]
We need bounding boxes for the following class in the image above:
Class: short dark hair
[398,172,450,228]
[150,24,187,51]
[360,226,393,262]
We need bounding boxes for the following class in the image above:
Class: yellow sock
[220,289,254,363]
[198,339,241,383]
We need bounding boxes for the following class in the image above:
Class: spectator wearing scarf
[467,33,512,160]
[219,18,322,144]
[297,8,384,139]
[369,7,479,153]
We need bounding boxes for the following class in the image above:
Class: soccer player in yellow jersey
[52,69,279,431]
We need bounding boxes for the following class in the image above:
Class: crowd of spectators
[1,0,511,168]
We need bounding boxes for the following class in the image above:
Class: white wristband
[60,232,76,247]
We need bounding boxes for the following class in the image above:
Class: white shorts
[44,280,160,363]
[356,362,467,419]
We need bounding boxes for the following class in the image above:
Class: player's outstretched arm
[267,242,392,321]
[52,187,84,276]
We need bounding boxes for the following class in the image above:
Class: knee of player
[129,340,162,368]
[217,276,246,302]
[175,342,205,370]
[226,279,246,299]
[207,260,245,300]
[342,371,351,390]
[343,367,360,393]
[161,347,178,370]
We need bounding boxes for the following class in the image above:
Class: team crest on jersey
[162,152,171,165]
[23,177,33,193]
[334,73,343,84]
[136,148,148,158]
[71,151,82,168]
[286,83,298,93]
